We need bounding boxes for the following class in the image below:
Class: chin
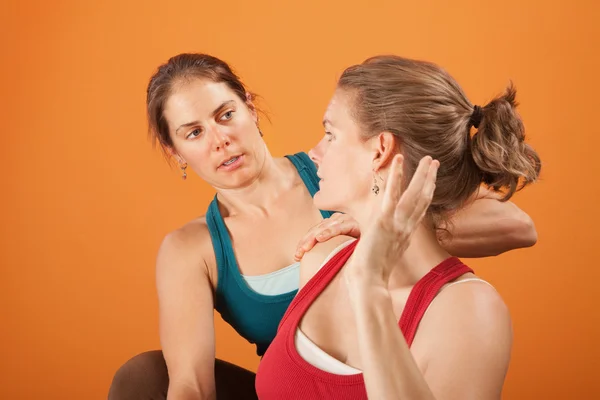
[313,191,339,213]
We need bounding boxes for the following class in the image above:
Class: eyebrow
[322,118,332,127]
[175,100,236,135]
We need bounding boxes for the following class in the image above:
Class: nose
[308,137,326,167]
[308,147,319,167]
[211,128,231,151]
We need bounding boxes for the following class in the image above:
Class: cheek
[323,152,364,191]
[344,159,368,191]
[342,150,373,194]
[176,143,212,173]
[233,111,257,132]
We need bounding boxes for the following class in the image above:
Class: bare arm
[437,187,537,258]
[295,188,536,260]
[156,229,217,400]
[345,156,512,399]
[348,280,435,400]
[347,276,512,400]
[419,283,513,399]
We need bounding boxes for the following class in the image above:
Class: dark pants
[108,350,258,399]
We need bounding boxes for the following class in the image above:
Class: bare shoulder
[413,275,512,372]
[299,235,356,288]
[425,276,511,337]
[409,277,513,398]
[156,216,218,288]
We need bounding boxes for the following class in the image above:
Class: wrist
[344,264,389,295]
[346,276,392,315]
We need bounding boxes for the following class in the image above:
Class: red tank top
[255,240,474,399]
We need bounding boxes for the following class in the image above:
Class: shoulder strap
[399,257,474,347]
[205,196,230,295]
[285,152,334,219]
[278,240,359,330]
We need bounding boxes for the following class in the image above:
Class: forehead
[324,88,357,129]
[164,79,239,123]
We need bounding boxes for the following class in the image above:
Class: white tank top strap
[443,277,495,291]
[420,277,495,323]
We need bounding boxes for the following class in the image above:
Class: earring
[180,162,188,180]
[372,174,380,195]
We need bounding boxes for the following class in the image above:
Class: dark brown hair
[338,55,541,220]
[146,53,258,157]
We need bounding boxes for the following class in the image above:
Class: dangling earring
[180,162,188,180]
[372,173,380,195]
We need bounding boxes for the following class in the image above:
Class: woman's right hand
[294,213,362,261]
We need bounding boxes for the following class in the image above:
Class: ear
[246,92,258,123]
[371,131,398,172]
[168,147,186,165]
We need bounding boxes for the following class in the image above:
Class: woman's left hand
[347,155,439,287]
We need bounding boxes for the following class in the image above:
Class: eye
[325,132,334,142]
[186,128,202,139]
[220,110,234,121]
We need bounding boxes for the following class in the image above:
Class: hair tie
[469,105,483,129]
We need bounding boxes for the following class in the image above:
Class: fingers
[382,155,404,215]
[395,156,433,221]
[294,213,354,261]
[317,218,361,241]
[407,159,439,227]
[294,240,315,261]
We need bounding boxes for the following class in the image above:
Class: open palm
[349,155,440,286]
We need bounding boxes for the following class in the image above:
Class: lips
[217,154,244,171]
[219,155,241,167]
[222,156,239,166]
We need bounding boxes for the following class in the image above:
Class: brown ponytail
[471,83,541,200]
[337,55,541,224]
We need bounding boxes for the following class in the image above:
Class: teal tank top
[206,152,334,356]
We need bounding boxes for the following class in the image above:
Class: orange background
[1,0,598,398]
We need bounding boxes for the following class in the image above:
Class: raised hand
[347,155,439,286]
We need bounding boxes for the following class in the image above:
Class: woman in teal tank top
[108,53,538,400]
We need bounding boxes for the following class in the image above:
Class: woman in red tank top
[256,56,541,399]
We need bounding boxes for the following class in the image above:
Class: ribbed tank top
[255,240,474,398]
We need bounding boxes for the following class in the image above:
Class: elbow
[509,212,538,249]
[167,384,216,400]
[522,215,538,248]
[167,375,216,400]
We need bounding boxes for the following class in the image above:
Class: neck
[349,197,452,289]
[214,150,297,218]
[388,224,452,289]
